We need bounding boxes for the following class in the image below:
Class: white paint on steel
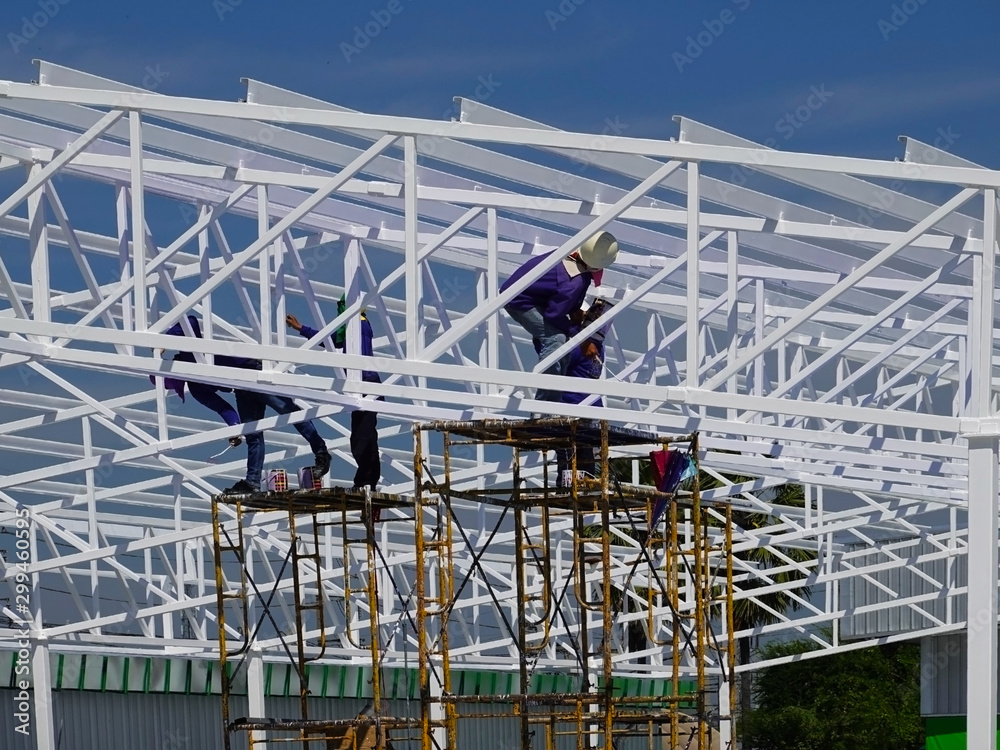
[0,62,996,746]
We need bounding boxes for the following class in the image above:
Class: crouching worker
[531,299,611,486]
[501,232,618,404]
[286,295,383,492]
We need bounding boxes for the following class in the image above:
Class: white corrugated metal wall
[0,691,249,750]
[921,633,969,716]
[842,540,966,639]
[0,690,677,749]
[920,632,1000,716]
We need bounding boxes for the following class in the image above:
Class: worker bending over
[501,232,618,404]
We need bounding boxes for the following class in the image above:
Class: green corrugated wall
[0,650,695,700]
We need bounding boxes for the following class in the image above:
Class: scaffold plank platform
[423,418,689,450]
[211,486,410,514]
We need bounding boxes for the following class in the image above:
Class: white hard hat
[577,231,619,269]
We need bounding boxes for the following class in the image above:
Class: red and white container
[298,466,323,491]
[267,469,288,493]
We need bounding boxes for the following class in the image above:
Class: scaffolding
[210,419,733,749]
[212,487,416,749]
[413,418,736,750]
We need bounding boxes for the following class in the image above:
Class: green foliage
[701,474,815,632]
[609,455,654,486]
[742,639,923,750]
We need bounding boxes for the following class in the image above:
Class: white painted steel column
[477,268,488,397]
[404,136,421,360]
[719,677,732,748]
[686,161,700,388]
[129,111,147,330]
[967,432,999,748]
[257,186,272,345]
[646,315,658,433]
[198,204,213,339]
[947,505,957,625]
[275,232,287,348]
[345,238,362,382]
[173,476,187,641]
[82,417,101,633]
[426,514,447,750]
[967,188,999,750]
[248,647,266,745]
[753,279,765,428]
[31,638,55,750]
[257,186,272,369]
[116,185,132,340]
[726,231,738,421]
[27,163,49,343]
[486,207,499,391]
[30,517,55,750]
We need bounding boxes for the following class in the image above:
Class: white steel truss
[0,61,997,747]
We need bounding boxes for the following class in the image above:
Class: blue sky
[0,0,998,164]
[0,0,991,623]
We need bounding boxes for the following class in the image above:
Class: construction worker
[155,315,332,495]
[560,299,609,408]
[156,315,242,445]
[225,377,332,496]
[286,295,382,492]
[501,232,618,403]
[532,299,611,485]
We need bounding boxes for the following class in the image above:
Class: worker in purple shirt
[156,315,331,495]
[154,315,330,495]
[532,299,611,484]
[559,325,606,483]
[156,316,241,444]
[501,232,618,403]
[286,295,382,492]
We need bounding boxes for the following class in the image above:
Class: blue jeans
[234,390,328,488]
[506,306,568,403]
[188,382,240,426]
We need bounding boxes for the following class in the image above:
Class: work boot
[223,479,258,495]
[312,448,331,479]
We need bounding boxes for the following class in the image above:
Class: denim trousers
[506,306,567,403]
[234,390,327,487]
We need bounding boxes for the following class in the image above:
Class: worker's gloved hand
[285,314,302,332]
[570,308,585,326]
[580,341,600,360]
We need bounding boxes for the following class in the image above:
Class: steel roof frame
[0,61,996,747]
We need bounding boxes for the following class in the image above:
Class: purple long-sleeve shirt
[155,316,242,425]
[500,252,593,334]
[299,319,382,384]
[562,342,604,406]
